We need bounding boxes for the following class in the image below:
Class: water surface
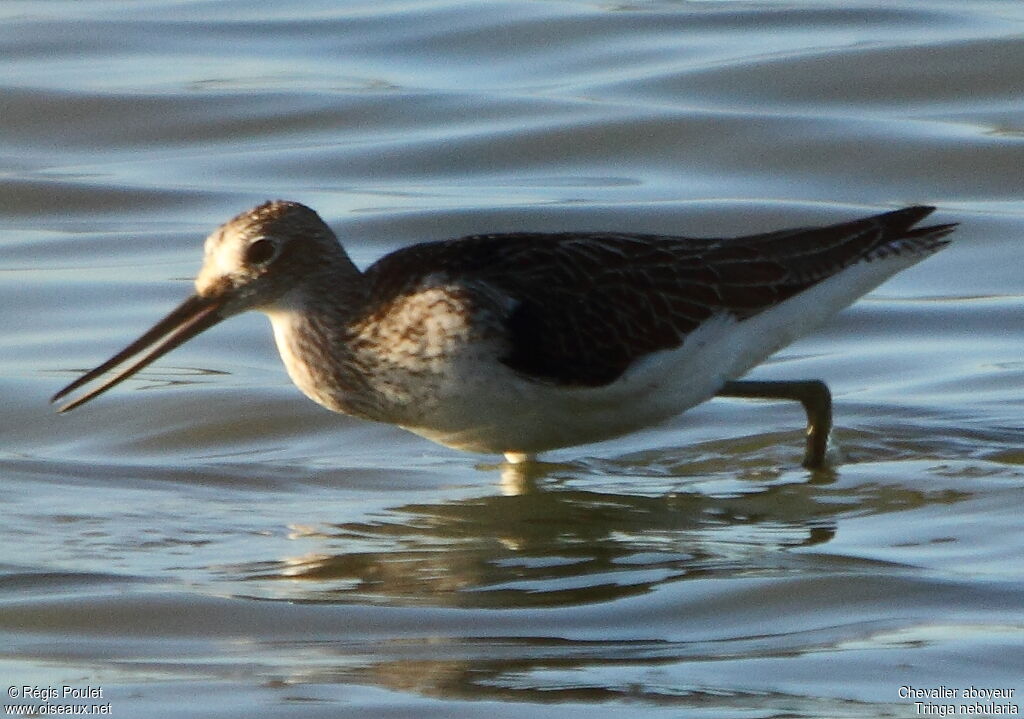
[2,1,1023,716]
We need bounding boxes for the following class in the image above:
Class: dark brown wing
[363,206,955,386]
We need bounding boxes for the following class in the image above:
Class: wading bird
[52,202,955,469]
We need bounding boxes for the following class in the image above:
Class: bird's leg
[503,451,536,464]
[717,380,833,469]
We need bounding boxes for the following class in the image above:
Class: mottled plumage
[359,206,952,387]
[52,201,956,466]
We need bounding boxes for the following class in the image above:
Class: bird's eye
[245,238,276,266]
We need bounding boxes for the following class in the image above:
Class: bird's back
[360,206,955,387]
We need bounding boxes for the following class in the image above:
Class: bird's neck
[263,261,381,419]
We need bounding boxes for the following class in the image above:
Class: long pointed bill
[51,294,227,413]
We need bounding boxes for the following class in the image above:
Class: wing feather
[362,206,955,386]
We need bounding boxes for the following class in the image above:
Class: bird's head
[195,200,343,314]
[51,201,345,412]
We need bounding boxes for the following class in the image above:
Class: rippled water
[3,1,1023,717]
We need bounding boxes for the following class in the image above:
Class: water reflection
[207,457,983,705]
[217,429,986,610]
[226,461,861,608]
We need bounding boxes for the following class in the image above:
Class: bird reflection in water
[212,453,974,703]
[232,459,842,609]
